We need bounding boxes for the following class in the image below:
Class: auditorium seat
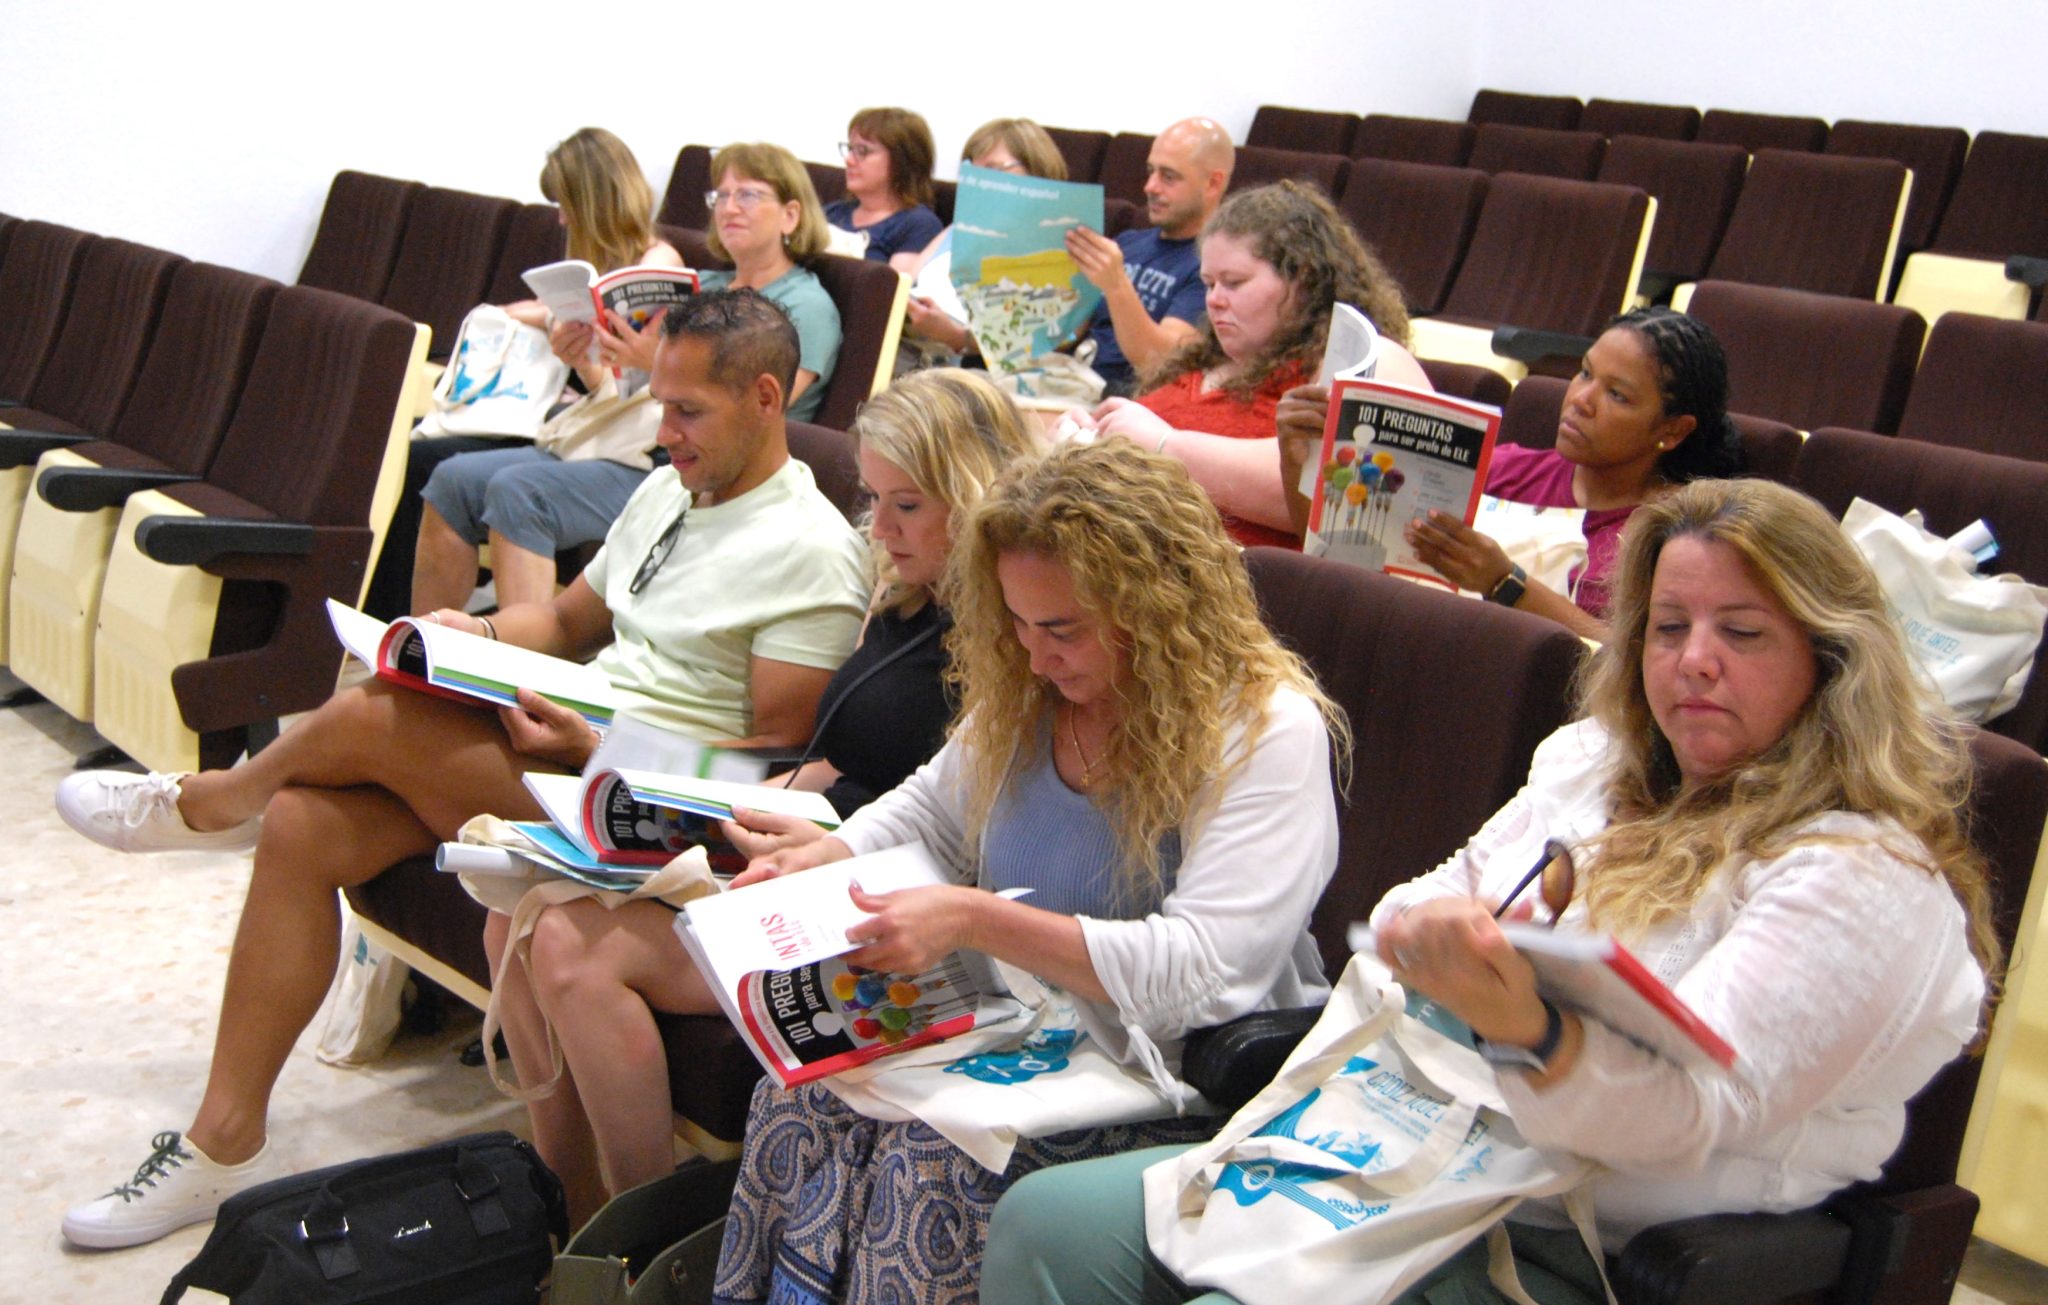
[1247,106,1361,156]
[1352,114,1476,168]
[481,204,569,307]
[1096,132,1154,209]
[1465,124,1605,180]
[802,160,847,210]
[1684,280,1925,434]
[0,237,183,437]
[0,221,94,406]
[932,178,956,226]
[1595,137,1748,300]
[379,186,518,364]
[1226,145,1348,198]
[1406,175,1654,382]
[1041,126,1110,183]
[1466,89,1582,132]
[88,287,427,772]
[0,214,17,266]
[1826,120,1970,256]
[1894,131,2048,325]
[1887,313,2048,462]
[1695,108,1830,153]
[1579,98,1701,141]
[1496,375,1803,486]
[657,144,717,232]
[1793,430,2048,754]
[1415,358,1512,410]
[5,264,279,717]
[804,255,908,432]
[1676,150,1910,303]
[296,171,423,305]
[1336,161,1488,315]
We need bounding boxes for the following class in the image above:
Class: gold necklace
[1065,702,1102,789]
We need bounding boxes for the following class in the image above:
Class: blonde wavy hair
[539,127,658,273]
[947,439,1347,893]
[1145,180,1412,400]
[851,369,1040,615]
[962,118,1068,180]
[1579,478,2002,997]
[705,142,831,264]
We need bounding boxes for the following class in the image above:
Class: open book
[1349,922,1737,1073]
[521,259,701,331]
[1303,381,1502,585]
[674,842,1023,1086]
[327,600,618,726]
[519,767,837,871]
[949,163,1106,372]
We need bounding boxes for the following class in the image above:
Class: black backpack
[161,1131,567,1304]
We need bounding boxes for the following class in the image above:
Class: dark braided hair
[1605,306,1745,482]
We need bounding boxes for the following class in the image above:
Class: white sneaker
[62,1131,285,1249]
[55,770,260,853]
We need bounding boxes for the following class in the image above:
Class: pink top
[1484,443,1636,618]
[1139,363,1309,551]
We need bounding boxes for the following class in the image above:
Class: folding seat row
[1896,131,2048,324]
[0,220,95,408]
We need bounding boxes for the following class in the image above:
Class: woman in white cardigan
[708,438,1348,1305]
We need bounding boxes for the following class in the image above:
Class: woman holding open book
[984,477,1999,1305]
[483,370,1037,1226]
[1077,181,1433,550]
[708,439,1348,1305]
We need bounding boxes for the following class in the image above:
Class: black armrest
[2005,255,2048,290]
[0,398,21,409]
[135,515,316,567]
[37,466,198,513]
[1634,271,1683,305]
[0,428,92,469]
[1614,1208,1849,1304]
[1490,326,1595,365]
[1180,1005,1323,1112]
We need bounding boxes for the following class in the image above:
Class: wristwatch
[1486,563,1528,608]
[1476,999,1564,1073]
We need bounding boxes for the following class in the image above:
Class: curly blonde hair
[946,439,1347,893]
[851,369,1040,615]
[539,127,658,273]
[1144,180,1412,401]
[1579,479,2002,1000]
[705,142,831,264]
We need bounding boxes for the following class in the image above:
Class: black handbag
[160,1130,567,1304]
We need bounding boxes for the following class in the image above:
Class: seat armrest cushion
[2005,254,2048,289]
[1614,1208,1849,1304]
[38,466,199,513]
[0,429,92,469]
[1491,326,1596,364]
[1180,1005,1324,1112]
[135,515,316,567]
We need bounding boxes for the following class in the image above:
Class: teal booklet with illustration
[949,164,1106,372]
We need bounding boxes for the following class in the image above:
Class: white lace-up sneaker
[62,1131,286,1249]
[55,771,260,853]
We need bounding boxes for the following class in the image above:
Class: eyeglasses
[629,509,688,596]
[838,141,880,162]
[705,186,779,212]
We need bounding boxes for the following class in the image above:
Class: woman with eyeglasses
[984,478,1999,1305]
[828,106,944,264]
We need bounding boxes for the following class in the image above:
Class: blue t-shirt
[1086,228,1205,387]
[824,199,944,263]
[700,266,842,423]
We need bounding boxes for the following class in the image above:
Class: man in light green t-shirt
[53,289,871,1253]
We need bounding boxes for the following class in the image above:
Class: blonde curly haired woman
[710,438,1349,1304]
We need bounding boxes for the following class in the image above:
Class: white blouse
[1372,718,1986,1240]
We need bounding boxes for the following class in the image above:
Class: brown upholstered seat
[296,171,423,304]
[1698,150,1910,300]
[1684,280,1924,433]
[801,160,847,210]
[1095,132,1154,209]
[1496,374,1801,485]
[1793,430,2048,753]
[1352,114,1477,168]
[1696,108,1830,153]
[1041,127,1111,184]
[380,186,518,362]
[1827,120,1970,255]
[482,204,568,307]
[1465,124,1606,181]
[658,144,717,232]
[1226,145,1348,199]
[1926,130,2048,261]
[1466,89,1582,132]
[1891,313,2048,461]
[932,179,955,227]
[1247,106,1361,156]
[1336,160,1487,315]
[1596,136,1748,289]
[2,237,183,436]
[804,255,908,432]
[0,221,94,403]
[1579,99,1702,142]
[1415,358,1512,411]
[1430,174,1652,339]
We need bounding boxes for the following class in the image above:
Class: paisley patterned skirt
[711,1076,1216,1305]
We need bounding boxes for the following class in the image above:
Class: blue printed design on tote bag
[943,1027,1080,1084]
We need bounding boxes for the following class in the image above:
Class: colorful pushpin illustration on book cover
[949,164,1106,372]
[1305,381,1502,583]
